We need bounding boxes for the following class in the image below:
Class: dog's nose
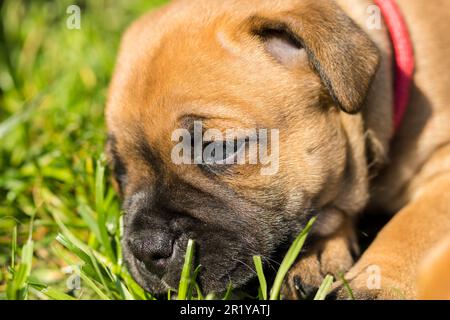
[128,230,174,277]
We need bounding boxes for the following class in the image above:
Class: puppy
[105,0,450,299]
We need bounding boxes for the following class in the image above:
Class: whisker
[232,258,257,276]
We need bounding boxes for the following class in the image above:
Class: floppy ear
[248,0,380,114]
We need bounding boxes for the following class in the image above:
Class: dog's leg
[335,174,450,299]
[282,216,358,299]
[417,235,450,299]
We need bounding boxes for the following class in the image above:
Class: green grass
[269,217,316,300]
[0,0,334,300]
[177,239,195,300]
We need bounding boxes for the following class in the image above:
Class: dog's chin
[122,248,170,295]
[123,245,257,296]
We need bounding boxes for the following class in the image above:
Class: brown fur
[106,0,450,299]
[417,235,450,300]
[331,0,450,300]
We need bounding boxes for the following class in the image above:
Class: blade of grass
[56,233,151,300]
[50,208,93,255]
[11,225,17,268]
[193,283,204,300]
[222,281,233,300]
[88,248,113,298]
[95,157,116,263]
[55,234,93,269]
[178,239,195,300]
[269,216,316,300]
[188,265,203,300]
[95,158,105,217]
[339,272,355,300]
[51,242,111,299]
[119,271,151,300]
[77,269,111,300]
[6,216,35,300]
[314,274,334,300]
[40,287,76,300]
[205,293,216,300]
[0,93,44,139]
[7,238,34,300]
[77,204,101,241]
[253,256,267,300]
[114,277,135,300]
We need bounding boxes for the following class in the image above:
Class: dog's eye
[201,138,253,170]
[202,139,244,165]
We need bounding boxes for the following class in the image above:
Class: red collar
[374,0,415,135]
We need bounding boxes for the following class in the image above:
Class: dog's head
[105,0,380,295]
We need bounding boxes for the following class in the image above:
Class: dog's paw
[281,253,324,300]
[281,227,358,300]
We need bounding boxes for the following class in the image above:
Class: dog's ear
[248,0,380,114]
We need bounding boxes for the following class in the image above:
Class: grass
[177,239,195,300]
[0,0,335,300]
[269,217,316,300]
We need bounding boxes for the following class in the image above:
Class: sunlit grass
[0,0,166,300]
[4,156,330,300]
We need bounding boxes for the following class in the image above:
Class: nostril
[128,230,175,276]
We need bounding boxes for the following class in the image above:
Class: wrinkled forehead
[109,28,282,130]
[105,0,325,147]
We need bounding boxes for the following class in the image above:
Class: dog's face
[105,0,379,295]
